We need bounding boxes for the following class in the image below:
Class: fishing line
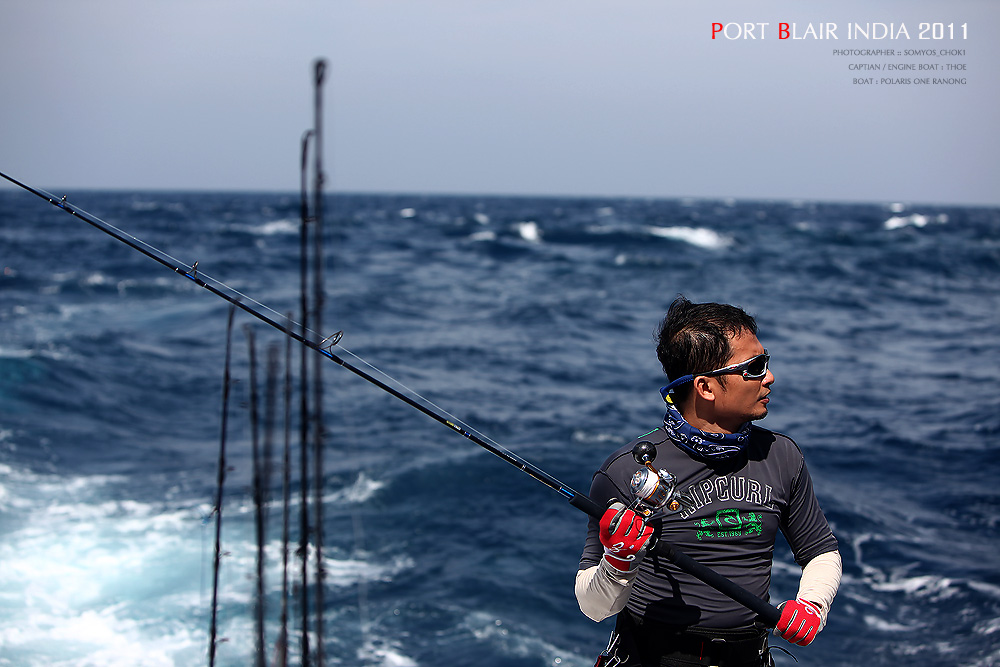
[0,169,781,626]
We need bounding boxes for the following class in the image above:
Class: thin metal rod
[296,131,313,666]
[276,317,293,667]
[246,325,267,667]
[310,58,328,667]
[208,305,237,667]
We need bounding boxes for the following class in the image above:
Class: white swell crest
[516,221,542,243]
[884,213,949,230]
[645,225,733,250]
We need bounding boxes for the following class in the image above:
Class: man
[576,296,841,666]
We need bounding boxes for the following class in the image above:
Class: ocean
[0,188,997,666]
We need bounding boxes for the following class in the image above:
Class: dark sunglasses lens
[746,355,768,377]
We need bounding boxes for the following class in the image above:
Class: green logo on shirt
[694,508,763,540]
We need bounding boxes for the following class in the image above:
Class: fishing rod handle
[568,492,781,628]
[652,540,781,627]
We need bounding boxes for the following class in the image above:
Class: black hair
[655,295,758,402]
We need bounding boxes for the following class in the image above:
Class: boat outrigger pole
[0,169,781,627]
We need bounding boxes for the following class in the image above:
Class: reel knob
[632,441,657,466]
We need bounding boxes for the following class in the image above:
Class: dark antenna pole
[208,305,237,667]
[297,128,314,667]
[262,344,280,664]
[310,58,328,667]
[246,326,266,667]
[275,320,293,667]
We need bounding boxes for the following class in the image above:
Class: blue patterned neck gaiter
[659,387,751,461]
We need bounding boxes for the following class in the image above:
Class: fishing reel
[628,441,681,519]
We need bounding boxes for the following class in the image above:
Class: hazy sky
[2,0,997,205]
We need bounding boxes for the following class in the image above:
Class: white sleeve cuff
[574,561,637,622]
[795,549,842,630]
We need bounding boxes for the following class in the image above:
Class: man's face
[710,330,774,433]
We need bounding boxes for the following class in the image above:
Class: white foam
[0,487,213,664]
[1,608,201,667]
[255,219,298,235]
[82,272,110,287]
[516,221,542,243]
[358,637,419,667]
[229,218,299,237]
[884,213,949,230]
[975,616,1000,635]
[570,429,625,445]
[870,573,957,598]
[299,472,387,507]
[863,614,924,632]
[323,553,415,587]
[968,580,1000,601]
[0,463,412,666]
[970,647,1000,667]
[462,610,589,666]
[646,225,733,250]
[0,345,37,360]
[338,472,385,504]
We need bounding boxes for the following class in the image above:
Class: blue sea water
[0,188,998,666]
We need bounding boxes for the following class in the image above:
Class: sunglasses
[661,351,770,396]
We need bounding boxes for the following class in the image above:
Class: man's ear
[691,375,717,403]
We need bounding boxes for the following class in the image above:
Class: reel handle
[632,440,657,466]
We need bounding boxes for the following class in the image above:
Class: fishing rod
[0,169,781,627]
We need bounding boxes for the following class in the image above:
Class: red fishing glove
[774,598,824,646]
[599,502,653,572]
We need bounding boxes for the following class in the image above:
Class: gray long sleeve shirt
[579,425,838,630]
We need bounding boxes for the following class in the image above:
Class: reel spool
[629,441,681,518]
